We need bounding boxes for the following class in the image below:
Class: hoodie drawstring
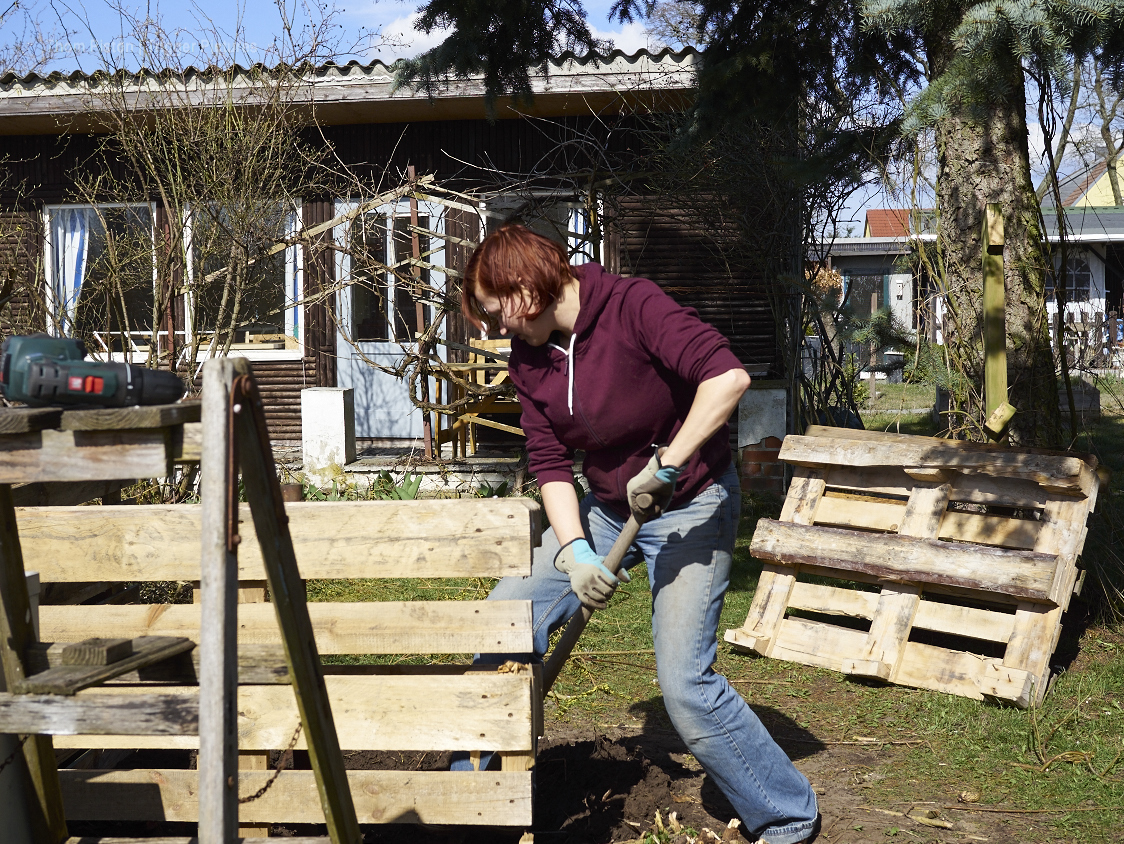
[548,333,578,415]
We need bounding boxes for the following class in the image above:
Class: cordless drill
[0,334,185,408]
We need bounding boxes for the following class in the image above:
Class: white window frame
[182,200,304,363]
[42,201,159,362]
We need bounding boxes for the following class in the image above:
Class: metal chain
[238,723,302,804]
[0,735,29,775]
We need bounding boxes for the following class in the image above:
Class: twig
[943,804,1124,814]
[728,678,795,685]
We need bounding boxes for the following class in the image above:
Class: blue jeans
[454,467,819,844]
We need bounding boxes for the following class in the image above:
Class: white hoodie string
[548,332,578,415]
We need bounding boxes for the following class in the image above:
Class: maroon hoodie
[508,263,744,517]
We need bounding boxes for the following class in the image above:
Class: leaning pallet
[724,425,1101,708]
[22,494,542,830]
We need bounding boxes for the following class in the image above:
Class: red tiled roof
[864,209,911,237]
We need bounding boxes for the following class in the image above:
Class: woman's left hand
[627,452,682,522]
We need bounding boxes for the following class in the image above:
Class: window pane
[192,205,287,335]
[392,215,429,342]
[1047,256,1092,304]
[352,212,389,342]
[72,206,154,347]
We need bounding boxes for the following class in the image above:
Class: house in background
[824,202,1124,349]
[0,50,785,448]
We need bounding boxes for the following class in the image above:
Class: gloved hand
[626,451,682,522]
[554,538,631,610]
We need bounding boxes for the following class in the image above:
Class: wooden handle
[541,493,652,695]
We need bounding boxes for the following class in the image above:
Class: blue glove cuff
[655,464,682,484]
[569,539,631,583]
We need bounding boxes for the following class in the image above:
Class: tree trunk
[932,65,1061,446]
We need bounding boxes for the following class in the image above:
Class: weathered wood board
[21,499,541,581]
[51,672,536,751]
[725,427,1099,707]
[40,600,533,655]
[61,768,533,826]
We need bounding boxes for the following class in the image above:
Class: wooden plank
[1002,601,1064,698]
[787,581,1016,643]
[39,601,532,656]
[234,372,361,844]
[20,499,540,582]
[788,581,878,619]
[778,468,826,523]
[10,479,129,507]
[0,428,170,484]
[842,585,920,681]
[61,769,533,826]
[61,638,132,666]
[18,637,195,696]
[171,421,202,463]
[751,520,1059,602]
[786,429,1097,497]
[0,692,198,735]
[198,358,241,844]
[52,673,536,751]
[0,408,63,434]
[0,484,70,844]
[823,465,1047,508]
[724,564,796,656]
[894,640,1035,706]
[938,511,1041,550]
[59,401,200,431]
[813,495,905,532]
[769,616,870,672]
[27,642,290,685]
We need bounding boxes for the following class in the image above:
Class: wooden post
[233,373,362,844]
[868,292,878,403]
[0,484,68,844]
[408,164,434,460]
[982,204,1013,440]
[198,357,247,844]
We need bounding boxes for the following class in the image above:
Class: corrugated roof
[0,48,698,133]
[0,48,697,87]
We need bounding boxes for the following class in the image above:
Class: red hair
[462,223,571,332]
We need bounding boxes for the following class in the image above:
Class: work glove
[626,451,682,522]
[554,538,631,610]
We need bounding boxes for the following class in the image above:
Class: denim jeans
[454,467,819,844]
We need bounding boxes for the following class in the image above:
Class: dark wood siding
[252,358,318,442]
[616,198,779,375]
[302,199,337,387]
[0,210,47,335]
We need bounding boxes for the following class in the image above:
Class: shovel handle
[540,493,651,696]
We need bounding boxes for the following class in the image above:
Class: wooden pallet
[724,426,1101,708]
[24,496,542,829]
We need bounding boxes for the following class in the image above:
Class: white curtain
[51,208,90,335]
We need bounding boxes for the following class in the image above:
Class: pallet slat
[751,519,1059,602]
[20,499,541,582]
[61,769,533,826]
[40,600,532,656]
[53,673,536,751]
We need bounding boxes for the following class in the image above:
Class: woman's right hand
[553,538,631,610]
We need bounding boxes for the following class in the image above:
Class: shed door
[334,200,445,438]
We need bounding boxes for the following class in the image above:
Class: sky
[6,0,1093,235]
[17,0,654,72]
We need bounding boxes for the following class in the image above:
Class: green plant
[476,479,510,498]
[372,470,423,500]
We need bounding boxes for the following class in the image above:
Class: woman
[457,223,819,844]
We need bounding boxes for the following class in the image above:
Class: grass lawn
[306,392,1124,842]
